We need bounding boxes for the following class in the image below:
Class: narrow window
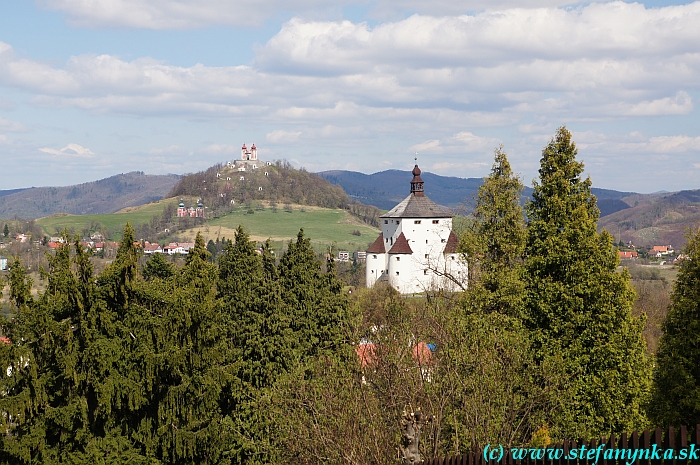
[373,254,377,259]
[414,220,421,224]
[426,240,428,244]
[432,220,439,224]
[371,270,375,273]
[396,271,399,276]
[396,256,400,261]
[451,256,455,260]
[390,237,393,245]
[385,238,388,243]
[441,239,446,243]
[384,220,388,224]
[425,254,429,259]
[424,269,428,275]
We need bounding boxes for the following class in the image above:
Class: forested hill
[169,160,349,210]
[318,169,636,216]
[0,172,179,219]
[598,189,700,247]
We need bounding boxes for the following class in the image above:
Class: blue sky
[0,0,699,193]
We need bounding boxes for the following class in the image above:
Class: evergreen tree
[142,251,175,281]
[2,223,8,238]
[649,226,700,427]
[524,126,650,438]
[461,147,527,317]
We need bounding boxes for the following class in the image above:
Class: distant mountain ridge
[0,172,180,219]
[599,189,700,248]
[318,169,636,217]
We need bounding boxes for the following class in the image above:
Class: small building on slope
[365,164,468,293]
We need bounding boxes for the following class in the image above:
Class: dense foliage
[524,127,651,438]
[0,127,680,464]
[649,226,700,427]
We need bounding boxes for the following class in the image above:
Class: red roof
[443,231,459,254]
[356,343,376,368]
[619,251,638,259]
[388,232,413,254]
[367,233,385,253]
[413,342,433,365]
[242,143,247,149]
[0,336,10,345]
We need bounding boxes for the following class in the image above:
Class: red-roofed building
[619,251,638,259]
[365,164,467,293]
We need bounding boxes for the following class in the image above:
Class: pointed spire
[410,164,424,196]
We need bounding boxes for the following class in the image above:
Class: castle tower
[365,164,467,293]
[196,198,204,218]
[250,143,257,160]
[241,143,249,161]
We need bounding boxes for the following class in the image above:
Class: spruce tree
[461,146,527,317]
[524,126,650,438]
[142,252,174,281]
[2,223,8,238]
[649,226,700,427]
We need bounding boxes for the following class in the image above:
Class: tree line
[0,126,698,463]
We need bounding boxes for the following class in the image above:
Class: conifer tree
[524,126,650,438]
[461,147,527,317]
[649,226,700,427]
[142,252,174,281]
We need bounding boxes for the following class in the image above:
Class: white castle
[365,164,468,293]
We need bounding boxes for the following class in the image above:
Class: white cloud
[39,0,582,29]
[0,117,26,132]
[149,145,184,154]
[39,143,95,157]
[266,130,302,143]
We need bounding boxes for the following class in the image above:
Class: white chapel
[365,164,468,293]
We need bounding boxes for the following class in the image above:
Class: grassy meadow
[184,205,379,253]
[36,199,179,238]
[33,198,380,253]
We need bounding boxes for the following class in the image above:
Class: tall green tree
[524,126,651,438]
[460,146,527,317]
[2,223,8,238]
[649,226,700,427]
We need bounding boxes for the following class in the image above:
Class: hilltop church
[365,165,468,293]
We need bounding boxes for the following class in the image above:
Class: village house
[0,255,7,271]
[143,242,163,254]
[652,245,674,255]
[619,251,638,259]
[365,164,468,293]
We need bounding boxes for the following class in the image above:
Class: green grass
[200,206,379,253]
[37,199,177,238]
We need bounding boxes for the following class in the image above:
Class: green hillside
[184,205,379,253]
[37,199,178,238]
[35,199,380,253]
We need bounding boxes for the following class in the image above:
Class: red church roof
[443,231,459,254]
[367,233,385,253]
[388,232,413,254]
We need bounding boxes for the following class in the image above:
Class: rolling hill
[598,189,700,248]
[0,172,179,219]
[317,169,635,216]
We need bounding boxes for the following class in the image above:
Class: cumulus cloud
[410,132,500,154]
[39,143,95,157]
[39,0,581,29]
[1,2,697,127]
